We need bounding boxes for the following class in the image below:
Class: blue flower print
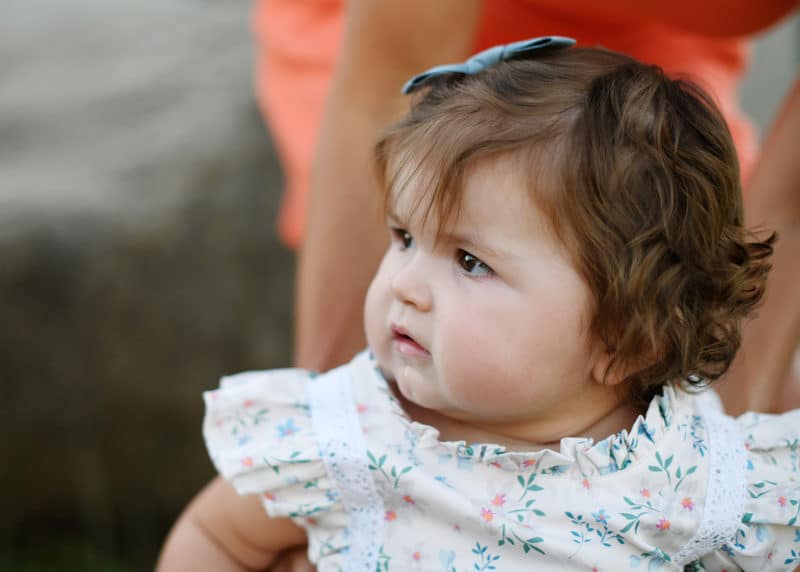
[434,475,454,488]
[438,549,456,571]
[277,418,299,438]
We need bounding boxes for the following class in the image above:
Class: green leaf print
[366,449,412,488]
[619,496,660,535]
[788,498,799,526]
[516,472,544,501]
[471,542,501,571]
[498,523,545,555]
[673,464,697,492]
[748,479,778,499]
[375,545,391,572]
[647,451,696,491]
[262,451,314,475]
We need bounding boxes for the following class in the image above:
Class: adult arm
[718,77,800,415]
[294,0,482,370]
[157,476,307,571]
[530,0,796,36]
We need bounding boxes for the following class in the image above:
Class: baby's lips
[391,323,430,356]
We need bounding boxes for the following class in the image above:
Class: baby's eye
[391,227,414,249]
[457,249,493,276]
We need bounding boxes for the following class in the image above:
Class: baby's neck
[395,389,643,452]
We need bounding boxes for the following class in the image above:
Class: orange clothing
[253,0,785,249]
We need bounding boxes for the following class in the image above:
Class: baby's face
[364,155,611,434]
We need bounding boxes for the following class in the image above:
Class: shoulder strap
[673,407,748,566]
[308,365,385,570]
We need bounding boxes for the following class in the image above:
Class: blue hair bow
[401,36,576,95]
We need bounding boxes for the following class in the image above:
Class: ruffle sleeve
[696,409,800,570]
[202,368,343,528]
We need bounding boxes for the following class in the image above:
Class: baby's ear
[591,351,625,386]
[591,348,637,387]
[592,343,659,387]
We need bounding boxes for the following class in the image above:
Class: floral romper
[204,351,800,571]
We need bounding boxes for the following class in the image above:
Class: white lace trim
[308,366,384,571]
[672,408,748,566]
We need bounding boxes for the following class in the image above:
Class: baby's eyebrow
[436,229,509,262]
[385,208,407,226]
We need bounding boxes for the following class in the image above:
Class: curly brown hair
[375,48,774,406]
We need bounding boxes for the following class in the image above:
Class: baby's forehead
[387,153,555,238]
[386,146,550,207]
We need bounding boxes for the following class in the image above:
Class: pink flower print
[262,492,276,501]
[778,496,787,507]
[385,510,397,522]
[656,517,671,531]
[490,461,503,469]
[402,495,416,505]
[491,494,507,507]
[242,399,254,408]
[241,456,254,468]
[681,497,695,511]
[480,508,495,523]
[522,459,537,468]
[306,517,318,526]
[400,543,429,568]
[582,478,591,489]
[357,403,368,413]
[640,488,651,499]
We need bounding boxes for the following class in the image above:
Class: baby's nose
[390,256,433,311]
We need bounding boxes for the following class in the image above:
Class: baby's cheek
[438,322,511,408]
[363,273,390,352]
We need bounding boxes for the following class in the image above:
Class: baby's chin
[376,360,420,399]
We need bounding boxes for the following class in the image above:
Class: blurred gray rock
[0,0,294,565]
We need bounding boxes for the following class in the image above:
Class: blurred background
[0,1,796,570]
